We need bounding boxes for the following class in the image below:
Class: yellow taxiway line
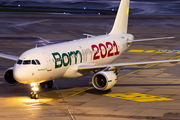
[128,49,180,54]
[103,93,173,102]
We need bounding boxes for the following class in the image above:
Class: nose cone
[13,64,28,84]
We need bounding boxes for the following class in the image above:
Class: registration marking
[103,93,174,102]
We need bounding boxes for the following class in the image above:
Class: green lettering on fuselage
[62,53,69,66]
[52,50,82,69]
[52,52,62,68]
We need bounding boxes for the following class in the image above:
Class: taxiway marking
[127,49,145,53]
[128,49,180,54]
[9,19,50,27]
[103,93,174,102]
[144,50,155,53]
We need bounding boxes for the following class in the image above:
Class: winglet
[109,0,130,34]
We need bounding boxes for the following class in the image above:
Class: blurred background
[0,0,180,15]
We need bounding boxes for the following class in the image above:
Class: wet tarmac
[0,13,180,120]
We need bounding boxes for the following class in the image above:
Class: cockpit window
[17,59,40,65]
[32,60,37,65]
[17,60,22,65]
[23,60,31,65]
[35,60,41,65]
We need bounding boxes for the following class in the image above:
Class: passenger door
[43,52,52,71]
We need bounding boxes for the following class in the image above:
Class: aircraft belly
[53,66,67,79]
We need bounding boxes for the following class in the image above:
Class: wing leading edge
[0,53,18,61]
[78,59,180,71]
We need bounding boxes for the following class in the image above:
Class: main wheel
[47,80,53,88]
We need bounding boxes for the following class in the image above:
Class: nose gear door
[43,52,52,71]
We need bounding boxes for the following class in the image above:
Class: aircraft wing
[78,59,180,71]
[0,53,19,61]
[127,37,174,43]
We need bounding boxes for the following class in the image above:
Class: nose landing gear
[30,82,39,99]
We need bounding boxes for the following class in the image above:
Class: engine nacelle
[4,67,19,86]
[92,71,117,91]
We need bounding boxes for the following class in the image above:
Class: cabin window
[23,60,31,65]
[17,60,23,64]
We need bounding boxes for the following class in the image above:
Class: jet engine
[92,71,117,91]
[4,67,19,86]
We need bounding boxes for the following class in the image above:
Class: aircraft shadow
[85,88,111,95]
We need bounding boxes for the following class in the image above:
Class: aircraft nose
[13,65,28,83]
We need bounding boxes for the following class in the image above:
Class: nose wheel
[30,82,39,99]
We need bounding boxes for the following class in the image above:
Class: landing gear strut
[30,82,39,99]
[40,80,53,88]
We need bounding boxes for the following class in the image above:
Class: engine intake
[92,71,117,91]
[4,67,19,86]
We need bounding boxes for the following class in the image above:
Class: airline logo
[52,41,120,69]
[52,50,82,68]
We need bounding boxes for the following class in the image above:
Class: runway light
[18,4,20,7]
[63,12,66,15]
[84,7,86,10]
[112,9,114,11]
[98,13,101,15]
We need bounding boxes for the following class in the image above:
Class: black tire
[34,93,38,99]
[30,92,34,99]
[47,80,53,88]
[40,82,46,88]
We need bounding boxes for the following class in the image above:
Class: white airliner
[0,0,179,99]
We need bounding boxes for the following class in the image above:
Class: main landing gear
[40,80,53,89]
[30,82,39,99]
